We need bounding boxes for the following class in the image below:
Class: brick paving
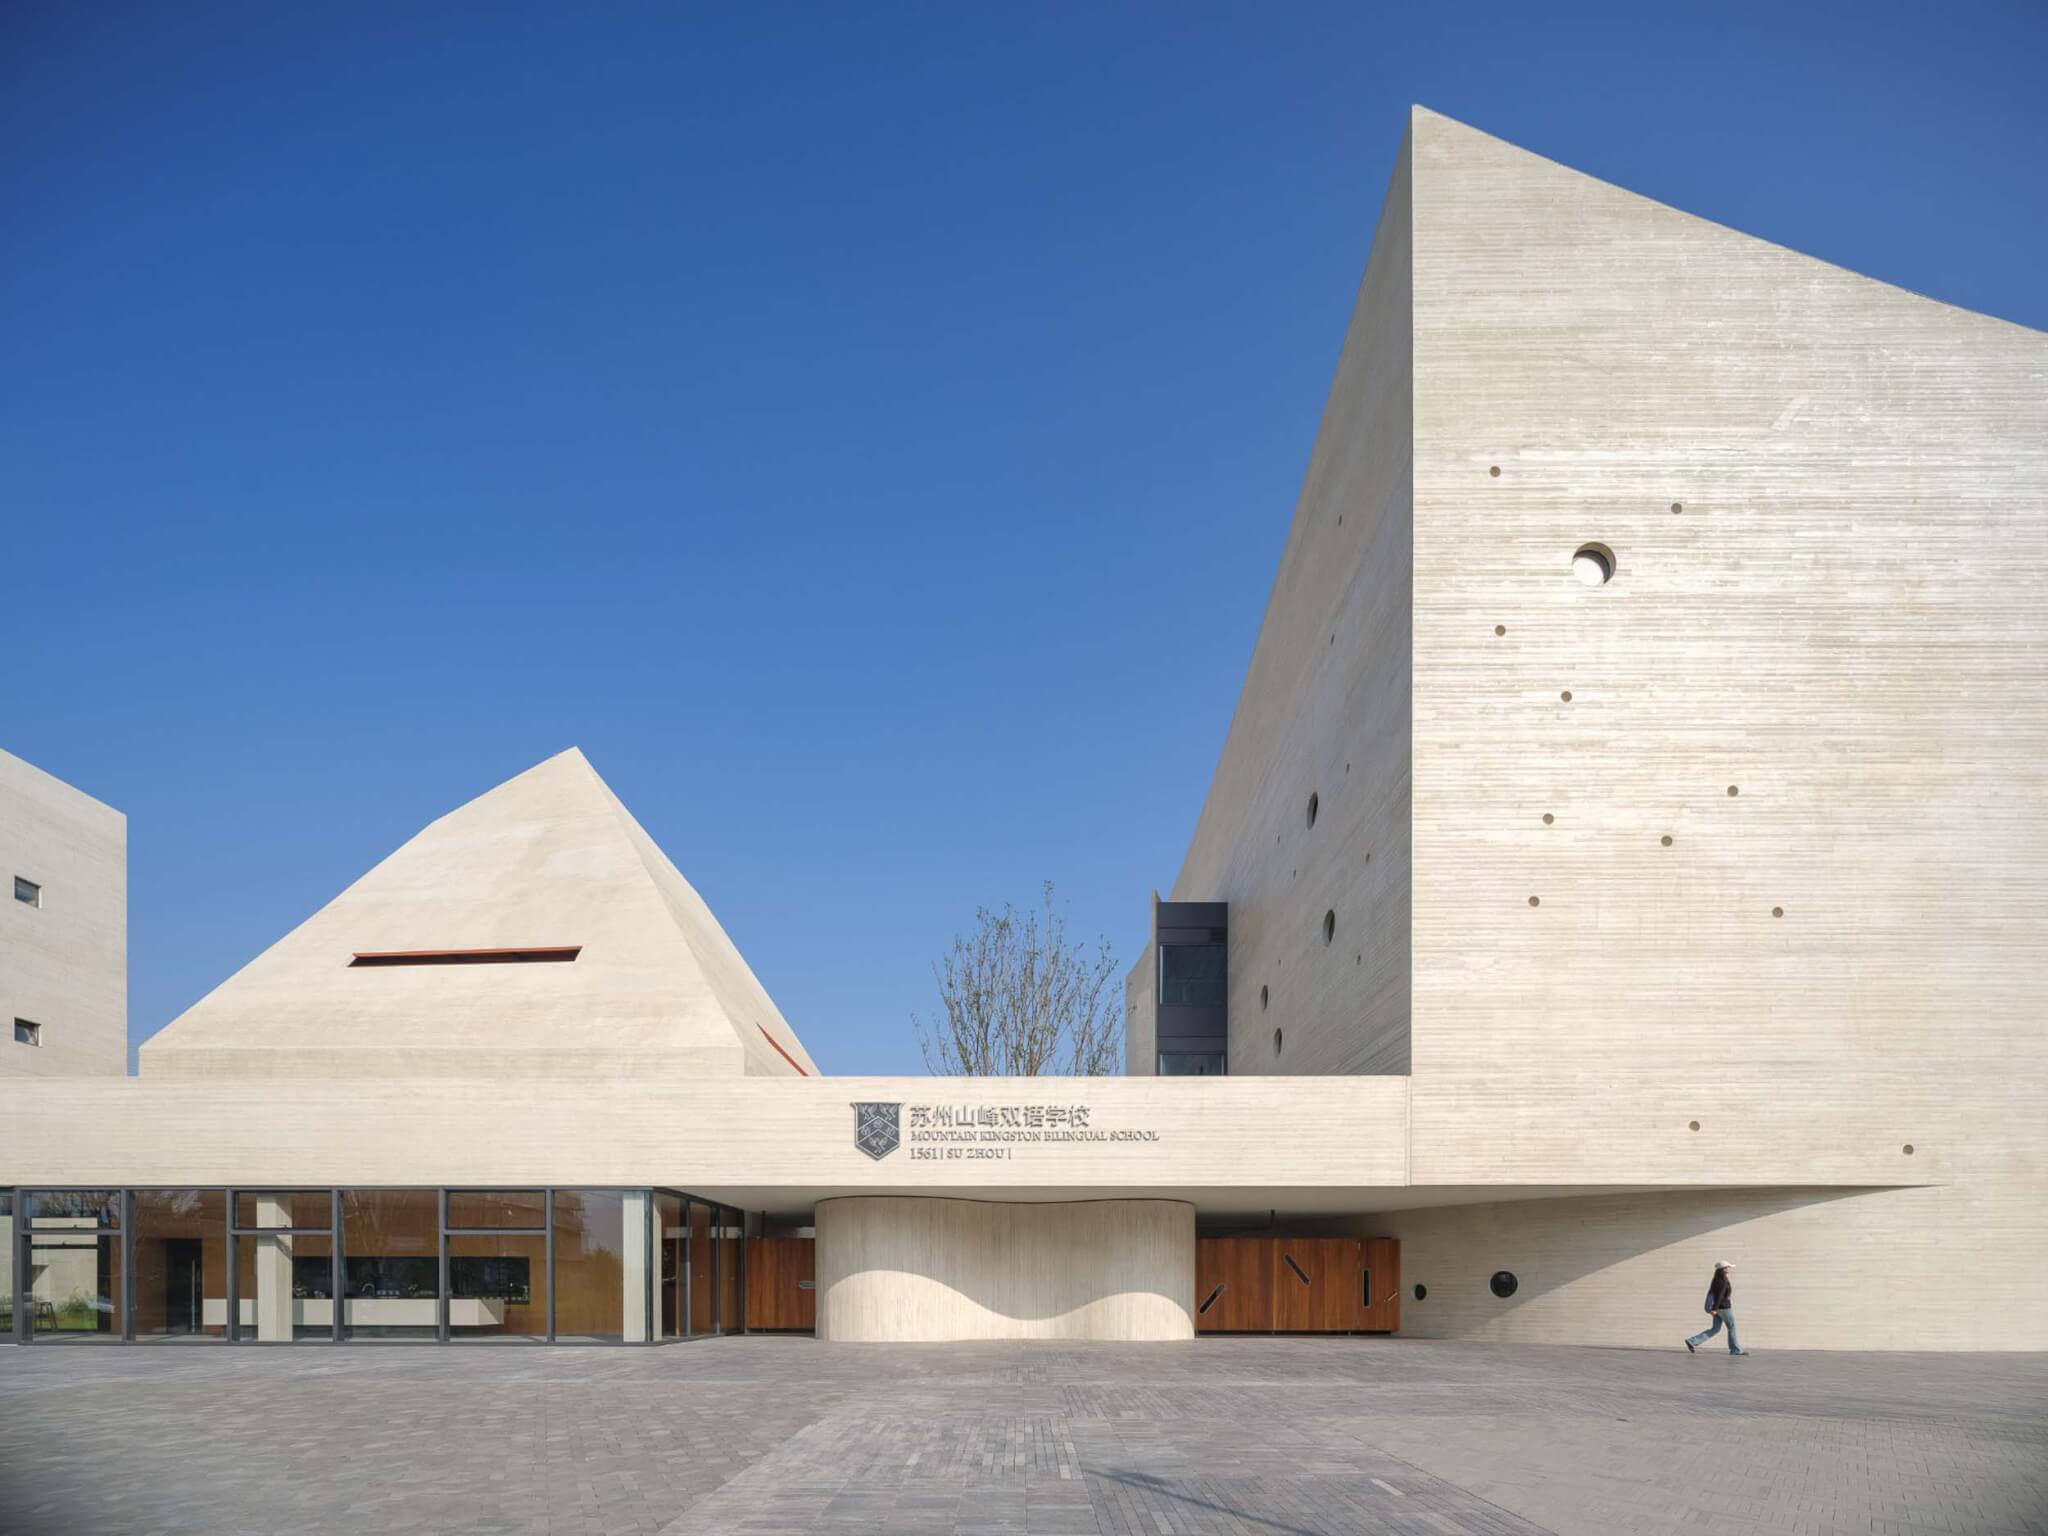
[0,1337,2042,1535]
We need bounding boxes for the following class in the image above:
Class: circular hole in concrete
[1322,910,1336,945]
[1542,813,1554,825]
[1413,1284,1427,1301]
[1571,543,1615,586]
[1662,835,1674,847]
[1903,1144,1914,1155]
[1527,895,1541,907]
[1489,465,1501,478]
[1727,785,1740,797]
[1772,906,1784,918]
[1671,502,1683,515]
[1560,690,1573,702]
[1689,1121,1701,1132]
[1495,624,1507,636]
[1490,1270,1518,1299]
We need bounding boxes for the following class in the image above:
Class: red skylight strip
[757,1022,809,1076]
[349,946,583,967]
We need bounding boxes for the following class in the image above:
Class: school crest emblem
[852,1101,901,1161]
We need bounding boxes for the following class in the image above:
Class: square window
[13,876,39,907]
[14,1019,41,1047]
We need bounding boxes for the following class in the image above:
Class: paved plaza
[1,1337,2043,1535]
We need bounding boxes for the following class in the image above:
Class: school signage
[851,1100,1163,1163]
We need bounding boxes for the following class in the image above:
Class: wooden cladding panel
[1195,1237,1274,1333]
[1361,1236,1400,1332]
[744,1237,815,1331]
[1195,1236,1399,1333]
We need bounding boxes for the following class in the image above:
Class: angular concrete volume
[141,748,816,1081]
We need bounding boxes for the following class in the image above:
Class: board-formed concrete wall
[0,747,125,1078]
[815,1197,1195,1342]
[1138,108,2047,1347]
[1400,108,2048,1349]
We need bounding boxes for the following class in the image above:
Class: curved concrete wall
[815,1197,1195,1342]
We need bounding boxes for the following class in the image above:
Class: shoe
[1729,1349,1746,1356]
[1685,1339,1696,1353]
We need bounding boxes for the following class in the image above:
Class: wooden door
[1360,1237,1400,1332]
[1271,1238,1368,1331]
[1194,1237,1275,1332]
[1196,1236,1400,1333]
[743,1237,815,1331]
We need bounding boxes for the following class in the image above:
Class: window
[1159,943,1225,1008]
[13,1019,40,1047]
[349,946,581,967]
[13,876,39,907]
[1157,1051,1226,1076]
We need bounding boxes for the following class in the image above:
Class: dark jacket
[1705,1269,1733,1312]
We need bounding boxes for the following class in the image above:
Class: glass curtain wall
[684,1200,742,1335]
[133,1189,227,1340]
[7,1188,713,1345]
[656,1192,685,1341]
[552,1190,631,1343]
[232,1190,337,1341]
[26,1190,122,1341]
[1,1191,14,1340]
[340,1190,439,1340]
[446,1190,547,1343]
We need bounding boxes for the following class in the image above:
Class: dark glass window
[1490,1270,1519,1298]
[1159,943,1225,1007]
[1157,1051,1226,1076]
[14,1018,41,1046]
[14,876,40,906]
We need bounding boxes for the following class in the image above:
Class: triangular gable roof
[140,749,817,1080]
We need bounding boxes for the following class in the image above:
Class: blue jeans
[1688,1308,1741,1352]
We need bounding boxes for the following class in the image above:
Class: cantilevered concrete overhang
[0,1072,1940,1220]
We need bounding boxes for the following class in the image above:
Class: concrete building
[1,747,125,1079]
[3,109,2044,1350]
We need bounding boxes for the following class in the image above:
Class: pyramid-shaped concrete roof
[140,748,817,1080]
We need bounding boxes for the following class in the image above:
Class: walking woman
[1685,1261,1746,1354]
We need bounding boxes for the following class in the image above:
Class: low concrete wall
[815,1197,1196,1342]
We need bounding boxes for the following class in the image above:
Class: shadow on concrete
[1091,1468,1325,1536]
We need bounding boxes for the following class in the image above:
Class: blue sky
[4,3,2043,1073]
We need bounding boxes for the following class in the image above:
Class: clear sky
[4,3,2043,1074]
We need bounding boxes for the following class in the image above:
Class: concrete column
[815,1197,1195,1342]
[621,1191,651,1343]
[253,1197,293,1342]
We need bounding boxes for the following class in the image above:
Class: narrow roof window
[349,946,581,967]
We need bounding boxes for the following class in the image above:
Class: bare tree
[914,882,1122,1075]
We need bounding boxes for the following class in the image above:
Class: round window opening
[1490,1270,1519,1299]
[1571,543,1616,587]
[1306,791,1319,829]
[1273,1027,1283,1055]
[1260,985,1269,1011]
[1322,910,1336,945]
[1413,1284,1427,1301]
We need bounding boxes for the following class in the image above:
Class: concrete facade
[0,747,125,1079]
[140,748,815,1081]
[1129,108,2048,1347]
[5,110,2044,1350]
[815,1197,1195,1342]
